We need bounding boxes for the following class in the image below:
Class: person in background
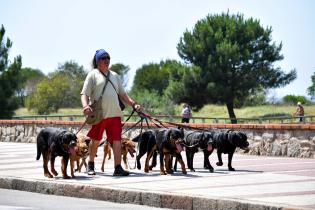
[294,101,305,122]
[81,49,141,176]
[181,103,192,123]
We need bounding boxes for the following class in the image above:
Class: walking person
[81,49,141,176]
[181,103,192,123]
[294,102,305,123]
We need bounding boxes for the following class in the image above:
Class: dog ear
[164,129,171,142]
[239,132,247,141]
[122,139,128,146]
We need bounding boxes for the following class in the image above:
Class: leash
[76,119,87,135]
[121,109,136,127]
[136,111,210,131]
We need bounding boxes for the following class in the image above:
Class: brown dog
[100,140,112,172]
[69,134,91,177]
[101,138,136,172]
[36,127,77,179]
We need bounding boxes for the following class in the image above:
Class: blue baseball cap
[95,49,110,62]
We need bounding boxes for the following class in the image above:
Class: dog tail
[36,138,41,160]
[132,135,140,142]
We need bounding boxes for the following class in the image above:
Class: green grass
[197,104,314,118]
[14,108,83,116]
[15,104,315,118]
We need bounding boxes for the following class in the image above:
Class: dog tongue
[129,151,135,158]
[176,143,183,153]
[69,147,76,155]
[207,144,213,152]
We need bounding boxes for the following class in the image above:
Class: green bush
[282,95,307,105]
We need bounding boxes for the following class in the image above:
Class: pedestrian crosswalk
[1,142,315,209]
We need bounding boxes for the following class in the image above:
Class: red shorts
[87,117,122,144]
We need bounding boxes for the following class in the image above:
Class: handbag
[100,71,126,111]
[85,75,109,125]
[85,98,103,125]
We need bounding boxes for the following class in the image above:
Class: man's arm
[81,94,92,115]
[120,93,141,111]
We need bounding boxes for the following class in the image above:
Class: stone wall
[0,120,314,158]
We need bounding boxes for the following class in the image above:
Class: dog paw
[160,171,167,175]
[51,170,58,176]
[63,175,71,179]
[216,162,223,166]
[44,173,53,178]
[137,164,141,170]
[190,168,195,172]
[182,170,187,175]
[167,169,174,174]
[228,167,235,171]
[209,168,214,173]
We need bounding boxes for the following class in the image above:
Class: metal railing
[11,114,315,124]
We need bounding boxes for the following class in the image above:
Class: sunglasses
[100,56,110,60]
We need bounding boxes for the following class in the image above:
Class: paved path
[0,142,314,210]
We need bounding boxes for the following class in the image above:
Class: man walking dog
[81,49,141,176]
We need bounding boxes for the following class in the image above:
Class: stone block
[118,190,142,204]
[0,177,13,189]
[217,199,247,210]
[141,192,161,207]
[161,194,193,210]
[93,187,119,203]
[64,184,94,199]
[193,197,217,210]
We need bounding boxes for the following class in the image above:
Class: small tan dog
[101,138,136,172]
[69,133,91,177]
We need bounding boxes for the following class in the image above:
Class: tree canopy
[307,71,315,99]
[0,25,23,119]
[131,62,169,95]
[25,61,87,114]
[16,67,45,106]
[176,12,296,123]
[110,63,130,88]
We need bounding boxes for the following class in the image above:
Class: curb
[0,176,301,210]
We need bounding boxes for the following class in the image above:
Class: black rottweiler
[36,127,77,179]
[183,130,214,172]
[132,129,158,172]
[210,129,249,171]
[155,128,186,175]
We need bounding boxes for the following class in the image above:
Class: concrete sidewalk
[0,142,314,210]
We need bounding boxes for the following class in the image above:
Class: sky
[1,0,314,98]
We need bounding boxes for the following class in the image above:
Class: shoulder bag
[85,74,109,125]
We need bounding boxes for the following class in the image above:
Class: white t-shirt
[81,69,126,119]
[181,107,191,118]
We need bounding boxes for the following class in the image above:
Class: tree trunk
[226,102,237,124]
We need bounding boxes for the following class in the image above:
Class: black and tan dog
[155,128,186,175]
[133,128,186,175]
[209,129,249,171]
[36,127,77,179]
[183,130,214,172]
[101,138,136,172]
[69,133,91,177]
[132,130,158,172]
